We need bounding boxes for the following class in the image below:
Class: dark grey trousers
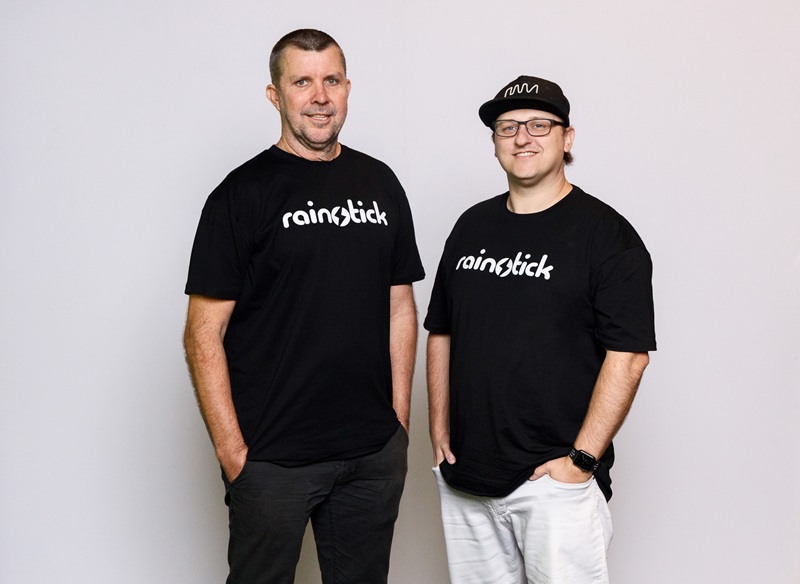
[222,426,408,584]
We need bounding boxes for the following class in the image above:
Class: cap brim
[479,98,569,127]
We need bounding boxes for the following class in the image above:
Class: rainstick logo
[282,200,388,229]
[456,249,553,280]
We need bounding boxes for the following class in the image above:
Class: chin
[302,130,337,145]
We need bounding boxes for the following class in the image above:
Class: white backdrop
[2,1,798,582]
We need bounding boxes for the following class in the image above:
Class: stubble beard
[285,107,346,155]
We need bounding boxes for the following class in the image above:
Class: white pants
[434,466,613,584]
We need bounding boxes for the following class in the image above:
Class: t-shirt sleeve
[590,217,657,352]
[184,178,252,300]
[390,186,425,285]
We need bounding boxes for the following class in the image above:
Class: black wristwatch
[569,448,599,472]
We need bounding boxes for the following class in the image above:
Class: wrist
[430,424,450,440]
[216,441,247,462]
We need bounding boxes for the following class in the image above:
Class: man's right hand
[432,435,456,467]
[220,444,248,483]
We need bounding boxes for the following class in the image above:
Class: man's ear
[266,84,281,111]
[563,126,575,153]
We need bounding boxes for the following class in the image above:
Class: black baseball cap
[479,75,570,127]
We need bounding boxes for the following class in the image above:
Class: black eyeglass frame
[491,117,568,138]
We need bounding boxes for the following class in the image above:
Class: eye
[296,79,309,87]
[325,77,339,85]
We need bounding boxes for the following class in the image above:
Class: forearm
[531,350,649,482]
[390,285,417,431]
[427,333,454,464]
[573,350,650,459]
[185,334,245,455]
[183,297,246,477]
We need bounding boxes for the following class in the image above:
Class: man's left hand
[530,456,592,483]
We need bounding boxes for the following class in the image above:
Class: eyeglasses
[491,117,567,138]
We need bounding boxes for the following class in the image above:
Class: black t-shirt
[424,186,656,500]
[186,145,425,465]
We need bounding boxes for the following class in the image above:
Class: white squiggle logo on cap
[504,83,539,97]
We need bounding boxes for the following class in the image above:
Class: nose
[514,125,533,146]
[311,81,330,105]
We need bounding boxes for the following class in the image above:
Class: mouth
[513,151,537,158]
[305,112,334,123]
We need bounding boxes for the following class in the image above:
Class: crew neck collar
[501,185,578,217]
[269,144,348,164]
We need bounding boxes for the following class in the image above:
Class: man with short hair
[425,76,656,583]
[183,28,424,584]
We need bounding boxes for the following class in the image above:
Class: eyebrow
[288,72,344,83]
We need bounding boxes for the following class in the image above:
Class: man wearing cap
[425,76,656,583]
[183,29,425,583]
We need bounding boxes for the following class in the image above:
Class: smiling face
[493,108,574,188]
[266,46,351,161]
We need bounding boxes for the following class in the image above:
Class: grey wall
[1,1,798,582]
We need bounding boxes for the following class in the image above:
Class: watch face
[571,449,596,471]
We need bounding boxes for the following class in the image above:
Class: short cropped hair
[269,29,346,84]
